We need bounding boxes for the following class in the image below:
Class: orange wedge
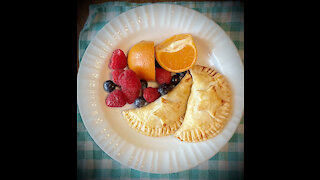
[128,41,155,81]
[155,34,197,73]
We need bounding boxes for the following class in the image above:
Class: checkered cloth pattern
[78,1,244,179]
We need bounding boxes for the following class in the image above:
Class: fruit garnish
[155,68,171,85]
[155,34,197,73]
[103,80,117,93]
[118,69,141,91]
[171,74,181,85]
[109,49,127,69]
[128,41,155,81]
[158,83,174,96]
[117,69,141,104]
[143,87,160,103]
[105,90,126,107]
[111,69,125,85]
[140,79,148,90]
[122,88,140,104]
[178,71,187,78]
[134,96,148,108]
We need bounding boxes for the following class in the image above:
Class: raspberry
[111,69,124,85]
[122,88,140,104]
[156,68,171,85]
[109,49,127,69]
[143,87,160,103]
[105,90,126,107]
[118,69,141,91]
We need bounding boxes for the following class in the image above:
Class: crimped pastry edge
[122,111,184,137]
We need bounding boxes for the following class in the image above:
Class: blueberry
[134,96,148,108]
[140,79,148,89]
[178,71,187,78]
[103,80,116,93]
[168,84,175,90]
[171,74,181,85]
[158,83,173,96]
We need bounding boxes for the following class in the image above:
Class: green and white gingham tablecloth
[78,1,244,179]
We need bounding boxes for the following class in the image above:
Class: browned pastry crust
[174,65,232,142]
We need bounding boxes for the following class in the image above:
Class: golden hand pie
[174,65,232,142]
[122,72,193,137]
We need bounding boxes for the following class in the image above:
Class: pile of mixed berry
[104,49,187,108]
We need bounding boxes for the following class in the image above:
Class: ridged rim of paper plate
[77,3,244,174]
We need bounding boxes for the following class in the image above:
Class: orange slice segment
[155,34,197,73]
[128,41,155,81]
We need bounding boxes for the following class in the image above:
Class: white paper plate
[77,4,244,174]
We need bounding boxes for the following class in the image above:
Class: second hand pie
[174,65,233,142]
